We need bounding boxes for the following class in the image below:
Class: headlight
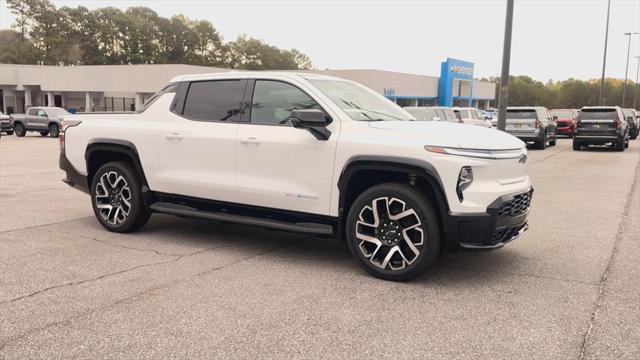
[456,166,473,202]
[424,146,526,160]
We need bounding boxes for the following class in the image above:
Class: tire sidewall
[90,162,146,233]
[49,123,59,138]
[346,184,440,281]
[14,123,25,137]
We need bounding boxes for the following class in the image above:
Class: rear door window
[28,108,38,116]
[182,80,245,122]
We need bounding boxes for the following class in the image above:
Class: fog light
[456,166,473,202]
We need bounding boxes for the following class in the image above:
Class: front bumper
[443,188,533,251]
[1,122,12,132]
[60,152,90,194]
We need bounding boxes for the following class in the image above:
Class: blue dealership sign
[438,58,474,107]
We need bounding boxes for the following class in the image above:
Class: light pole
[599,0,611,105]
[497,0,514,131]
[634,56,640,110]
[622,32,639,107]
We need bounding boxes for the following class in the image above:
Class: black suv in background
[573,106,630,151]
[622,108,638,140]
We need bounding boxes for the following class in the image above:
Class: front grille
[497,192,531,217]
[492,223,526,243]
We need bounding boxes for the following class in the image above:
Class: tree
[0,29,41,64]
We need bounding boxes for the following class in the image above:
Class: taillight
[59,120,82,152]
[614,118,621,128]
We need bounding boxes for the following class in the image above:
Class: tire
[14,123,26,137]
[48,123,60,138]
[549,133,557,146]
[40,131,49,136]
[573,140,581,151]
[6,131,13,136]
[90,161,151,233]
[536,137,546,149]
[346,183,440,281]
[615,138,624,152]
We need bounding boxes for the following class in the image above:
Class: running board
[149,202,333,235]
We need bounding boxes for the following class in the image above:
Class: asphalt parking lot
[1,134,639,359]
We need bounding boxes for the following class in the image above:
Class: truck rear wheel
[346,183,440,281]
[14,123,26,137]
[90,161,151,233]
[48,123,59,138]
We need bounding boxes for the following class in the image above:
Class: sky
[1,0,639,81]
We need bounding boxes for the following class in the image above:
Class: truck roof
[169,71,347,84]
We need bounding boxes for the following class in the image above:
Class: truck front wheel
[90,161,151,233]
[346,183,440,281]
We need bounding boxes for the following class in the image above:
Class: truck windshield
[578,109,618,120]
[309,79,414,121]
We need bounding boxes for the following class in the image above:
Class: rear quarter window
[506,110,537,119]
[578,109,618,120]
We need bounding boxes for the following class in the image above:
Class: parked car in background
[453,107,493,128]
[10,107,69,138]
[0,111,13,136]
[505,107,557,149]
[480,110,494,120]
[59,72,533,281]
[550,109,579,138]
[573,106,629,151]
[621,108,638,140]
[403,106,457,122]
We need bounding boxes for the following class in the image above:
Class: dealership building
[0,58,496,114]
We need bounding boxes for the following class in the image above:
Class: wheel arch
[85,139,149,190]
[336,156,450,242]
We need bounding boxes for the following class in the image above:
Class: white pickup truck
[10,106,69,137]
[59,72,533,281]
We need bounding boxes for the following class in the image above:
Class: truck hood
[367,121,525,150]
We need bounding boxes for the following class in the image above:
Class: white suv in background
[452,107,493,128]
[403,106,458,123]
[60,72,533,281]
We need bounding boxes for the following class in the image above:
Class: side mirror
[290,109,331,140]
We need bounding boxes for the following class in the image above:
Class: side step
[149,202,333,235]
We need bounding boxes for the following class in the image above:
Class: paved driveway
[1,134,638,359]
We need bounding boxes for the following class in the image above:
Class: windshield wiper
[339,98,406,121]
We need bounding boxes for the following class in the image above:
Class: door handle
[240,137,261,145]
[165,132,183,141]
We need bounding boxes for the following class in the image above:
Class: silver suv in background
[452,107,493,128]
[403,106,458,122]
[505,106,557,149]
[10,107,69,138]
